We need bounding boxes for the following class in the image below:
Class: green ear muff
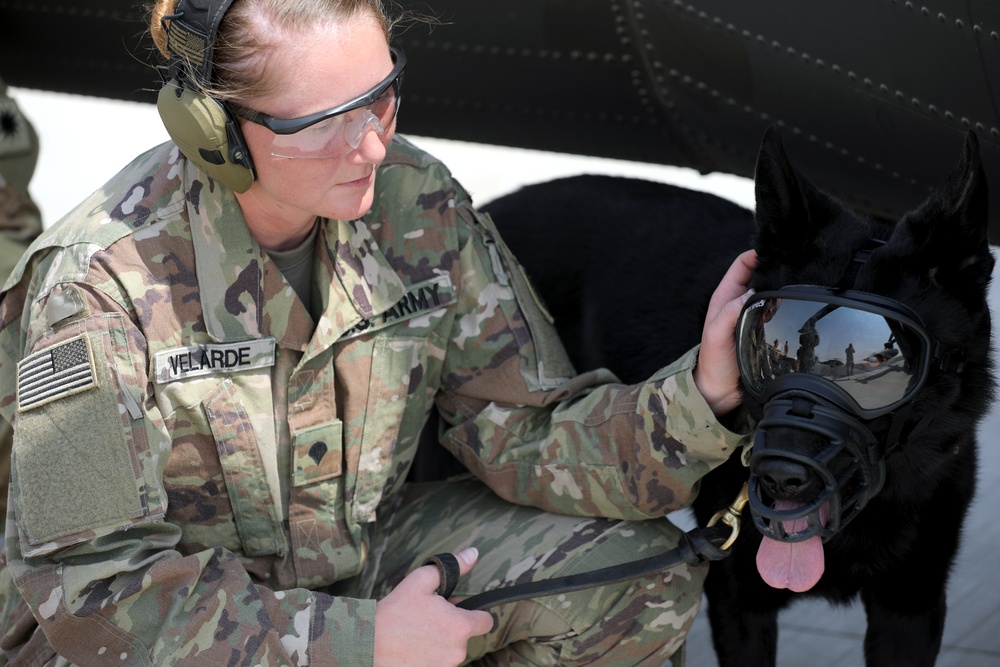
[157,79,256,193]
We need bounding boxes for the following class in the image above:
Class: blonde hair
[149,0,395,103]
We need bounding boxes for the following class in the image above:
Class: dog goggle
[233,47,406,159]
[736,286,935,418]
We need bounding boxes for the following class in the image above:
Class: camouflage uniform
[0,76,43,524]
[0,135,751,666]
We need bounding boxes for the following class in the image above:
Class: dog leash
[454,523,732,611]
[422,484,750,612]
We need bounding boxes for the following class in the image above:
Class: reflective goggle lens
[737,294,929,411]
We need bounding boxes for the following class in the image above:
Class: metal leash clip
[707,482,750,551]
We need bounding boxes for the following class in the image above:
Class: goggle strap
[938,348,967,374]
[835,237,887,290]
[882,400,915,457]
[789,395,817,418]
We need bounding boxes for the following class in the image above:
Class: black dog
[481,128,995,667]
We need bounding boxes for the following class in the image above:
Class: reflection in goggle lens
[737,296,928,411]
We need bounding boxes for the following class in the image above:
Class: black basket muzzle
[748,374,887,543]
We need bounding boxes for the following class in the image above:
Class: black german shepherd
[479,128,995,667]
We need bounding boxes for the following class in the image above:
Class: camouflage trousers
[335,476,707,666]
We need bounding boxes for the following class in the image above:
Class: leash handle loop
[423,553,461,598]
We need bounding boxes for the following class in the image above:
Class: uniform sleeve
[0,269,375,666]
[435,201,753,521]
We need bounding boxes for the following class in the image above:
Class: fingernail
[458,547,479,564]
[741,288,756,303]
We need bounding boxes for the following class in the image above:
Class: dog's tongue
[756,500,828,592]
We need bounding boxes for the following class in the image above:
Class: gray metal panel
[2,0,998,241]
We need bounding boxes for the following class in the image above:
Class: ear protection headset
[156,0,256,192]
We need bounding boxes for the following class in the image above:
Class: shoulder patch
[17,334,97,412]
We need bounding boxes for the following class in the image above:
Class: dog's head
[737,127,995,589]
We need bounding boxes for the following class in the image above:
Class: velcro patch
[17,335,97,412]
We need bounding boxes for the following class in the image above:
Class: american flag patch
[17,335,97,412]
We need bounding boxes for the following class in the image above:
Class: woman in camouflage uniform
[0,1,755,665]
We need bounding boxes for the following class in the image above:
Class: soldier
[0,1,755,665]
[0,75,43,528]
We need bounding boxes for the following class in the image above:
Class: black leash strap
[455,524,732,611]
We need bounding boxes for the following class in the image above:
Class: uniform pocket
[352,336,427,524]
[474,208,576,391]
[204,378,284,557]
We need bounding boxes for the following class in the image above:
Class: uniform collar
[187,162,405,346]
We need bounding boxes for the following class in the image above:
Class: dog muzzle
[735,285,940,544]
[746,376,885,543]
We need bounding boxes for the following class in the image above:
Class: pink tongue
[756,500,828,592]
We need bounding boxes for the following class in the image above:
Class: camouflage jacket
[0,136,750,665]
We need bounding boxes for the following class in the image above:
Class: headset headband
[163,0,238,85]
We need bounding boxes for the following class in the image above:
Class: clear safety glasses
[232,47,406,159]
[736,286,936,417]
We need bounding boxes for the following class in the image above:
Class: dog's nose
[756,457,818,500]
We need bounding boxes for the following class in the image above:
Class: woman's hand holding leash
[374,547,493,667]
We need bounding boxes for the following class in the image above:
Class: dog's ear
[753,126,841,258]
[901,132,994,292]
[754,127,805,237]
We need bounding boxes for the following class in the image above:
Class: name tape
[154,338,276,384]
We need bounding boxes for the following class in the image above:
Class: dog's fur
[479,128,995,666]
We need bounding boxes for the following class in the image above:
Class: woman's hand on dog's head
[695,249,758,417]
